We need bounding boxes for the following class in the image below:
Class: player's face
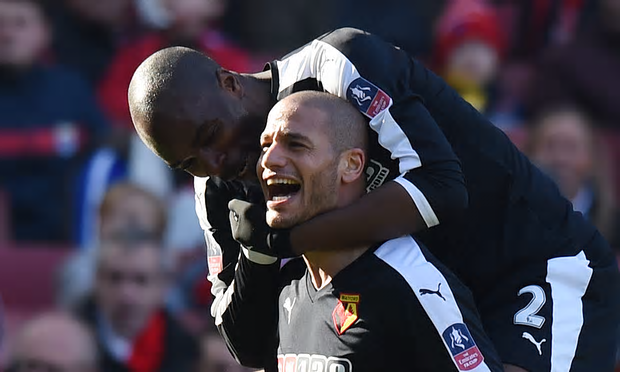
[258,105,341,229]
[152,93,263,180]
[95,243,166,339]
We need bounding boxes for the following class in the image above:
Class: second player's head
[259,91,368,229]
[128,47,265,180]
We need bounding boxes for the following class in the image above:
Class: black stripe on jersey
[279,77,324,99]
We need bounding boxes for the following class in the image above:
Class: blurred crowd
[0,0,619,371]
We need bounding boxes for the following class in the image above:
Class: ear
[339,148,366,185]
[216,69,244,98]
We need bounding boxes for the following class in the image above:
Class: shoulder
[369,237,436,301]
[372,236,425,271]
[194,176,209,195]
[317,27,400,58]
[345,238,426,295]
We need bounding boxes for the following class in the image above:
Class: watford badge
[332,293,360,335]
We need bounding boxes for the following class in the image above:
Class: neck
[238,71,273,118]
[303,246,368,290]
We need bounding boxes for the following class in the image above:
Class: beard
[268,158,340,229]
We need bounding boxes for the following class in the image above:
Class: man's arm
[216,253,280,370]
[272,28,467,254]
[194,178,279,369]
[291,178,461,253]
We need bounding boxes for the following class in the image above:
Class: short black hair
[128,46,222,154]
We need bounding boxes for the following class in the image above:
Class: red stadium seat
[0,246,70,311]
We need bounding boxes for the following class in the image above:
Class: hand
[228,199,297,258]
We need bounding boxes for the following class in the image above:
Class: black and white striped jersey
[194,27,468,368]
[270,28,601,294]
[193,27,608,369]
[276,236,503,372]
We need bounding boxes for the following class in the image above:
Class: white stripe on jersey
[193,176,234,320]
[374,236,492,372]
[546,250,593,372]
[275,40,439,227]
[193,176,210,231]
[394,175,439,228]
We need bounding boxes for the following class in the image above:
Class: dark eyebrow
[261,130,310,145]
[280,130,311,143]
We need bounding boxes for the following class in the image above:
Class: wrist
[241,246,278,265]
[269,228,299,258]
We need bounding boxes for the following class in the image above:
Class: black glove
[228,199,297,259]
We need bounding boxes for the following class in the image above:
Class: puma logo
[283,297,296,324]
[419,283,446,301]
[522,332,546,355]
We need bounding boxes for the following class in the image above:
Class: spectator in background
[433,0,506,115]
[97,183,168,244]
[493,0,598,62]
[526,106,620,248]
[226,0,447,58]
[484,0,598,131]
[529,0,620,129]
[333,0,448,57]
[220,0,334,57]
[0,0,108,243]
[6,312,98,372]
[48,0,135,87]
[58,182,168,309]
[76,230,199,372]
[99,0,254,131]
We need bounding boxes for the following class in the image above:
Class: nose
[260,142,287,172]
[201,148,227,177]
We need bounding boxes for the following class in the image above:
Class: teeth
[266,178,299,186]
[272,196,291,202]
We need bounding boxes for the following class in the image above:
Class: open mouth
[266,178,301,202]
